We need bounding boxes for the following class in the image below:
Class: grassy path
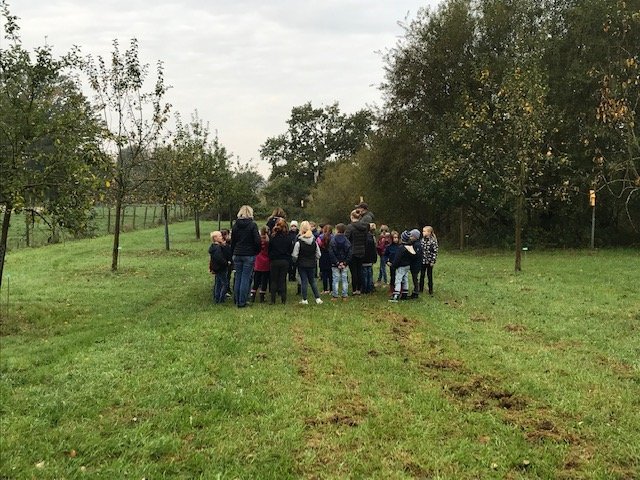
[1,223,638,479]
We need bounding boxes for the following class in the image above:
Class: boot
[259,292,265,303]
[389,293,400,303]
[400,291,409,300]
[250,290,256,302]
[410,292,419,300]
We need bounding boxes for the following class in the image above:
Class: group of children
[208,205,438,306]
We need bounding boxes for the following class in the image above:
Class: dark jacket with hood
[392,243,417,269]
[231,218,261,256]
[268,232,294,261]
[363,232,378,265]
[208,243,227,273]
[329,234,352,267]
[344,221,368,259]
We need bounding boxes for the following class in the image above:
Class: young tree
[85,38,170,271]
[0,2,106,287]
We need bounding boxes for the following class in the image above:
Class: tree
[261,102,372,212]
[173,112,231,239]
[0,1,106,287]
[85,38,170,271]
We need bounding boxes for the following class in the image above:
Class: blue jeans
[214,270,229,303]
[233,255,255,307]
[298,266,320,301]
[362,265,374,293]
[394,265,411,294]
[377,255,388,282]
[332,266,348,297]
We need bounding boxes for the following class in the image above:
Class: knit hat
[290,220,299,228]
[400,230,411,244]
[409,229,421,241]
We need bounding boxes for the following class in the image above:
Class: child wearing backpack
[329,223,352,300]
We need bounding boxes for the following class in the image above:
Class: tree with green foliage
[85,38,170,271]
[0,1,106,287]
[261,102,372,212]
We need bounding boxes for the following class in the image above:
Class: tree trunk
[194,209,200,240]
[25,211,31,248]
[459,206,464,250]
[112,195,123,271]
[163,203,170,251]
[0,206,12,289]
[132,206,136,230]
[514,193,523,272]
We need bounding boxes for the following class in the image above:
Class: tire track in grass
[366,307,603,479]
[290,323,371,479]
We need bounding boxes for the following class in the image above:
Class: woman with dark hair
[344,209,368,295]
[266,207,286,233]
[268,218,293,304]
[231,205,260,308]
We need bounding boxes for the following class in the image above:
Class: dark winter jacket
[359,210,375,225]
[363,233,378,265]
[268,232,294,262]
[292,235,321,269]
[392,244,416,269]
[410,239,423,273]
[345,221,368,259]
[384,243,399,266]
[231,218,261,257]
[266,215,283,233]
[329,234,352,267]
[208,243,227,273]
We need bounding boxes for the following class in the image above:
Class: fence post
[132,206,137,230]
[143,206,148,228]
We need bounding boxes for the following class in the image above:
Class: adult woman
[231,205,261,308]
[268,218,293,304]
[344,209,368,295]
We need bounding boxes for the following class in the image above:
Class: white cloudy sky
[6,0,442,177]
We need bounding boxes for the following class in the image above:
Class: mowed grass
[0,222,638,479]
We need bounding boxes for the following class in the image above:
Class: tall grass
[1,222,638,479]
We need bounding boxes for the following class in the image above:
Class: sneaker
[342,296,348,301]
[389,294,400,303]
[315,298,323,305]
[299,299,309,305]
[331,296,339,301]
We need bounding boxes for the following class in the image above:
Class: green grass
[1,222,639,479]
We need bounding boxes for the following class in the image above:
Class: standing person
[385,231,400,294]
[266,208,286,233]
[292,221,323,305]
[288,220,299,281]
[221,229,233,297]
[345,209,368,295]
[390,230,417,302]
[208,231,228,304]
[329,223,352,300]
[231,205,261,308]
[361,223,378,294]
[355,202,375,224]
[409,229,423,299]
[420,226,439,295]
[251,226,270,303]
[376,225,391,285]
[317,224,334,294]
[268,219,293,304]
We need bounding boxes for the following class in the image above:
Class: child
[317,224,334,294]
[376,225,391,284]
[268,218,293,304]
[292,221,323,305]
[384,231,400,294]
[420,226,439,295]
[329,223,352,300]
[209,231,229,304]
[288,221,299,281]
[361,223,378,294]
[389,230,416,302]
[251,226,270,302]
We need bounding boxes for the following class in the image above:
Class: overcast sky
[6,0,442,177]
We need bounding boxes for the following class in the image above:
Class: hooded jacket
[292,234,321,268]
[392,243,416,269]
[268,231,294,261]
[329,234,352,267]
[344,220,368,258]
[231,218,261,256]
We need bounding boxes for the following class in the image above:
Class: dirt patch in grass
[421,358,465,371]
[305,398,369,428]
[444,375,528,412]
[504,323,528,333]
[595,354,637,380]
[470,313,491,322]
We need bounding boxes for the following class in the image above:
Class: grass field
[1,222,639,479]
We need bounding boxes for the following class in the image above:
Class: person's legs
[341,269,349,297]
[350,257,363,293]
[427,264,434,294]
[298,267,310,301]
[331,267,340,298]
[236,255,255,307]
[419,264,427,293]
[306,267,321,299]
